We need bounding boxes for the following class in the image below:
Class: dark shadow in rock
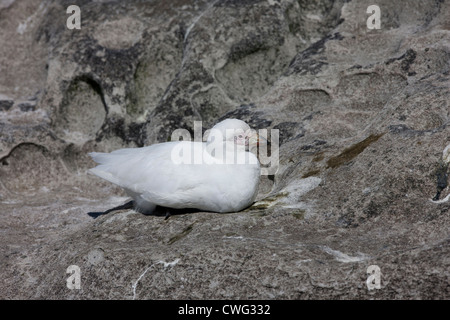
[87,201,201,220]
[87,200,134,219]
[432,161,449,201]
[153,207,201,220]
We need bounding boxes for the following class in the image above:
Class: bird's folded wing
[89,141,214,201]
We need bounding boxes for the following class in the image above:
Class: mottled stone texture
[0,0,449,299]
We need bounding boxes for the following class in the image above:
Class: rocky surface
[0,0,449,299]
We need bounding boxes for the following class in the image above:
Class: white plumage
[89,119,261,214]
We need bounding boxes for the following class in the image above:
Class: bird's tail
[87,152,127,186]
[126,190,156,214]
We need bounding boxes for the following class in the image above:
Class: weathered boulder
[0,0,449,299]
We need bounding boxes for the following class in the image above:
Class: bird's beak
[246,130,268,153]
[257,134,268,147]
[248,130,269,146]
[247,130,259,146]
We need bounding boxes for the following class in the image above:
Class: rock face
[1,0,449,299]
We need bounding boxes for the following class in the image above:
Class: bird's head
[206,119,260,152]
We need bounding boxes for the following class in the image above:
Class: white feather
[89,119,260,213]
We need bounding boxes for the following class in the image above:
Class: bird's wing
[89,141,221,207]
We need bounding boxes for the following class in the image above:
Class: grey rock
[0,95,14,111]
[0,100,14,111]
[0,0,449,299]
[17,101,37,112]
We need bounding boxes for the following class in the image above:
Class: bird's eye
[238,134,243,139]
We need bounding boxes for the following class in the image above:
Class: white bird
[88,119,261,215]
